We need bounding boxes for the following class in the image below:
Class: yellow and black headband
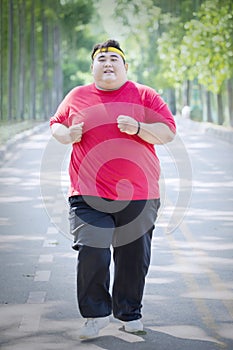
[93,47,125,61]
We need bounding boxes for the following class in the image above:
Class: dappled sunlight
[182,289,233,301]
[0,217,11,226]
[0,301,146,348]
[0,234,44,251]
[144,294,170,301]
[0,176,21,185]
[193,180,233,188]
[146,277,176,284]
[0,234,44,243]
[148,325,220,344]
[0,196,33,202]
[171,240,233,252]
[217,323,233,340]
[53,252,76,260]
[176,255,233,267]
[148,263,209,274]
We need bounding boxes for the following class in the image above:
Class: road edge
[0,121,49,167]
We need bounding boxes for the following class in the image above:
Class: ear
[125,63,128,72]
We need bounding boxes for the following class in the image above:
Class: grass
[0,119,45,146]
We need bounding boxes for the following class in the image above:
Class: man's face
[91,51,128,90]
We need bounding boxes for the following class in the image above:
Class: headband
[93,47,126,61]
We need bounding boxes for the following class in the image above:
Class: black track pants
[76,232,152,321]
[69,195,160,321]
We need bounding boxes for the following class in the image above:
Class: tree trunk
[206,90,213,123]
[7,0,14,121]
[227,78,233,127]
[52,23,63,111]
[18,0,26,120]
[167,88,176,115]
[217,92,224,125]
[182,80,191,106]
[30,0,36,120]
[41,0,49,120]
[0,0,3,120]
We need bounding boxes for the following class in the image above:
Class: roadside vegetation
[1,0,232,142]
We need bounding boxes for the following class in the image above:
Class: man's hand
[51,122,84,144]
[117,116,175,144]
[117,115,139,135]
[69,122,84,143]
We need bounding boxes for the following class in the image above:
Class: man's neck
[95,80,128,91]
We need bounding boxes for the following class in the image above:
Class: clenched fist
[117,115,139,135]
[69,122,84,143]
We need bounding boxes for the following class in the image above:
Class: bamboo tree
[30,0,36,119]
[0,0,4,120]
[0,0,98,123]
[7,0,14,121]
[227,78,233,126]
[18,0,26,120]
[50,0,63,112]
[41,0,49,120]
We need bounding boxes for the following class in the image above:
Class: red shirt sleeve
[140,85,176,134]
[49,88,77,127]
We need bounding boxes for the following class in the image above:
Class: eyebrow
[97,53,119,59]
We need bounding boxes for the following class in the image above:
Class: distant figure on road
[50,39,176,340]
[182,105,191,119]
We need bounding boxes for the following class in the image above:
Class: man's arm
[137,121,175,144]
[117,115,175,144]
[51,122,84,144]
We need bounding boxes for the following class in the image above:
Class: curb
[205,125,233,144]
[176,117,233,144]
[0,121,48,167]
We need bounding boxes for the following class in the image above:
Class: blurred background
[1,0,232,135]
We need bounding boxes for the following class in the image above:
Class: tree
[113,0,205,112]
[7,0,14,121]
[181,0,233,124]
[0,0,96,123]
[157,0,233,124]
[18,0,26,120]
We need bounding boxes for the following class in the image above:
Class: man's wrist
[135,121,140,135]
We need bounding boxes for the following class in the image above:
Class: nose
[104,59,112,66]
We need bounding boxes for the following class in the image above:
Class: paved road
[0,119,232,350]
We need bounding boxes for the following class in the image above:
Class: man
[50,39,176,340]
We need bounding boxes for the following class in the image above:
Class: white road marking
[27,291,46,304]
[38,254,54,263]
[34,270,51,282]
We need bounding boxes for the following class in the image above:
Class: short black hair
[91,39,125,63]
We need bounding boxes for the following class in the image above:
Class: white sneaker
[124,319,143,333]
[79,316,110,340]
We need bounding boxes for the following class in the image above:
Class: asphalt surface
[0,118,232,350]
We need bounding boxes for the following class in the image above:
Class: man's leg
[77,245,112,317]
[112,230,153,321]
[69,196,115,317]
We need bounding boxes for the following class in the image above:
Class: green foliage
[114,0,162,86]
[0,0,97,122]
[157,16,186,88]
[158,0,233,93]
[2,0,232,126]
[182,0,233,93]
